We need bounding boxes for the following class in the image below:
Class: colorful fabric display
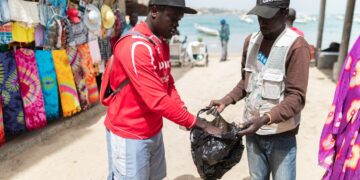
[12,22,35,43]
[35,50,60,121]
[0,95,5,146]
[14,49,47,131]
[8,0,40,25]
[78,44,99,105]
[0,51,27,138]
[0,23,12,45]
[52,50,81,117]
[67,47,90,110]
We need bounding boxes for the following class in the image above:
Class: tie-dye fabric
[319,36,360,180]
[67,47,90,110]
[0,51,26,138]
[78,44,99,105]
[0,96,5,146]
[14,49,47,131]
[35,50,60,121]
[52,50,81,117]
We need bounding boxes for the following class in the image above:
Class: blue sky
[187,0,360,14]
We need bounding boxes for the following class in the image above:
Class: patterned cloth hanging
[52,50,81,117]
[35,50,60,121]
[67,47,90,110]
[14,48,47,131]
[78,44,99,105]
[0,95,5,146]
[0,51,27,138]
[319,36,360,180]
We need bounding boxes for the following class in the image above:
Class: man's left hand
[238,115,270,136]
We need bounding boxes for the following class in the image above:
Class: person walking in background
[121,12,139,35]
[105,0,221,179]
[208,0,310,179]
[286,8,304,37]
[219,19,230,61]
[319,36,360,180]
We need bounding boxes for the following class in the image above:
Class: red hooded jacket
[104,22,196,139]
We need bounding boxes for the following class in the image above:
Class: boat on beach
[194,24,219,36]
[239,15,254,24]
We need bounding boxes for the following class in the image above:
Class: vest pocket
[244,69,254,93]
[261,72,284,100]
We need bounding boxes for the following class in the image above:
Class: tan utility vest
[243,28,300,135]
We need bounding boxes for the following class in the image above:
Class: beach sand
[0,54,334,180]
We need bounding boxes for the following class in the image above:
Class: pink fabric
[319,36,360,180]
[14,48,47,131]
[290,27,304,37]
[0,96,5,146]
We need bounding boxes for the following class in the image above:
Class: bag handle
[197,107,220,119]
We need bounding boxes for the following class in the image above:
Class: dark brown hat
[247,0,290,19]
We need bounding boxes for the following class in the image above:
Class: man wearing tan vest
[208,0,310,179]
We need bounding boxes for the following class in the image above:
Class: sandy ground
[0,54,335,180]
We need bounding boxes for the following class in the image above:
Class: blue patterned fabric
[35,50,60,121]
[0,51,27,138]
[47,0,68,16]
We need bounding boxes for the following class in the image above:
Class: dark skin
[208,9,289,136]
[129,13,139,27]
[145,5,222,136]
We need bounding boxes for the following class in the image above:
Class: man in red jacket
[104,0,221,179]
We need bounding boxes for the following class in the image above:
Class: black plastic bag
[190,108,244,180]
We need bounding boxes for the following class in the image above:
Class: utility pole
[316,0,327,66]
[334,0,357,81]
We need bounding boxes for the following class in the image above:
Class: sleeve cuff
[189,116,197,129]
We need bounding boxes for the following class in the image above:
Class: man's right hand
[207,96,234,113]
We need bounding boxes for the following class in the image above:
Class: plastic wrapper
[190,108,244,180]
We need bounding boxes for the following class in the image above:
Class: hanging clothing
[71,21,88,46]
[0,22,12,45]
[98,36,112,63]
[319,36,360,180]
[88,39,102,64]
[47,0,68,17]
[67,47,90,110]
[14,48,47,131]
[35,25,45,47]
[0,0,11,24]
[0,51,27,138]
[78,44,99,105]
[8,0,40,25]
[35,50,60,121]
[12,22,35,43]
[52,50,81,117]
[0,94,5,146]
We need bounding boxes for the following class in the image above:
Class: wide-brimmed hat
[67,7,81,24]
[247,0,290,19]
[149,0,197,14]
[84,4,102,31]
[101,5,115,29]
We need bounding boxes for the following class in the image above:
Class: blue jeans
[106,129,166,180]
[246,134,297,180]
